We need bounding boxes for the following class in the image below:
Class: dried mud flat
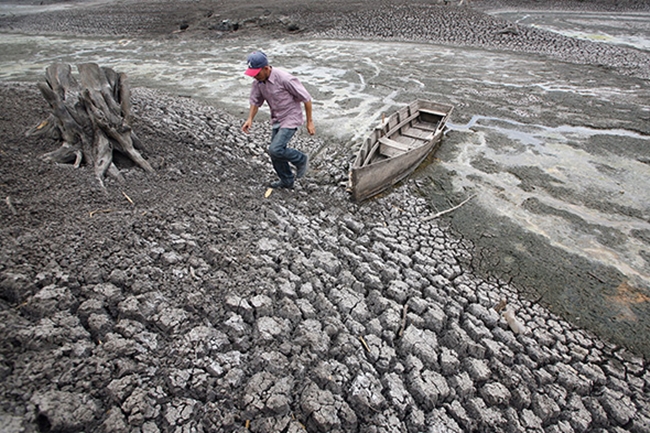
[1,1,650,432]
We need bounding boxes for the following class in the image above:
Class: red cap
[244,51,268,77]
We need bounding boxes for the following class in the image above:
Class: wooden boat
[348,100,454,201]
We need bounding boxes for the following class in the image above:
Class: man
[241,51,315,189]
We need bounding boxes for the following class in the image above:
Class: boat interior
[364,108,447,164]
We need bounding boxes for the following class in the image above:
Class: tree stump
[28,63,153,187]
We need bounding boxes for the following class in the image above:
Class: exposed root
[33,62,155,188]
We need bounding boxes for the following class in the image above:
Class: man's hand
[242,119,253,134]
[242,105,259,134]
[306,119,316,136]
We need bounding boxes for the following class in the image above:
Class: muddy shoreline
[1,1,649,432]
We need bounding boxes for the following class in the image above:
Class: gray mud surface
[1,1,650,432]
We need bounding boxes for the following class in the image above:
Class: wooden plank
[387,135,422,148]
[386,111,420,135]
[419,108,448,117]
[380,145,403,158]
[412,119,438,132]
[401,125,433,140]
[388,108,407,133]
[416,100,454,115]
[401,132,432,142]
[363,140,381,166]
[379,136,410,157]
[379,136,410,150]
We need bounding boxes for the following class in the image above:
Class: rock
[0,272,36,303]
[408,369,450,410]
[407,406,427,432]
[99,406,129,433]
[480,382,511,407]
[599,388,637,426]
[465,396,507,429]
[555,364,593,395]
[26,284,77,317]
[121,388,161,425]
[0,413,24,433]
[467,302,500,328]
[576,363,608,386]
[242,372,293,418]
[301,383,344,431]
[583,396,609,426]
[295,319,330,354]
[442,322,472,356]
[463,316,492,342]
[440,347,460,375]
[464,358,492,383]
[400,325,439,369]
[382,372,412,416]
[519,408,543,430]
[427,407,463,431]
[531,392,561,423]
[312,360,350,394]
[386,280,411,303]
[310,250,341,275]
[256,316,289,341]
[422,302,447,333]
[162,251,183,265]
[250,294,274,316]
[449,371,476,400]
[31,390,99,432]
[348,372,386,413]
[224,313,250,338]
[108,269,129,287]
[163,398,198,426]
[87,312,113,338]
[185,325,229,356]
[446,399,472,431]
[225,295,254,319]
[106,375,138,404]
[565,394,593,433]
[511,385,532,410]
[152,307,187,333]
[116,295,154,323]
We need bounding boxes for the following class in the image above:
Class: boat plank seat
[419,108,449,117]
[412,119,439,132]
[402,126,434,140]
[378,136,411,157]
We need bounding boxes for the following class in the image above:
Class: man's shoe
[296,155,309,179]
[270,180,294,189]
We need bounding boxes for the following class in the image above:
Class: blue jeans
[269,125,307,186]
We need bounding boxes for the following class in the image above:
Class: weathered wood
[401,127,433,140]
[378,136,410,158]
[420,194,476,221]
[28,62,153,187]
[349,100,454,201]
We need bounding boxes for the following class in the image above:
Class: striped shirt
[249,67,312,129]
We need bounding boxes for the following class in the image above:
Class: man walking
[241,51,315,189]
